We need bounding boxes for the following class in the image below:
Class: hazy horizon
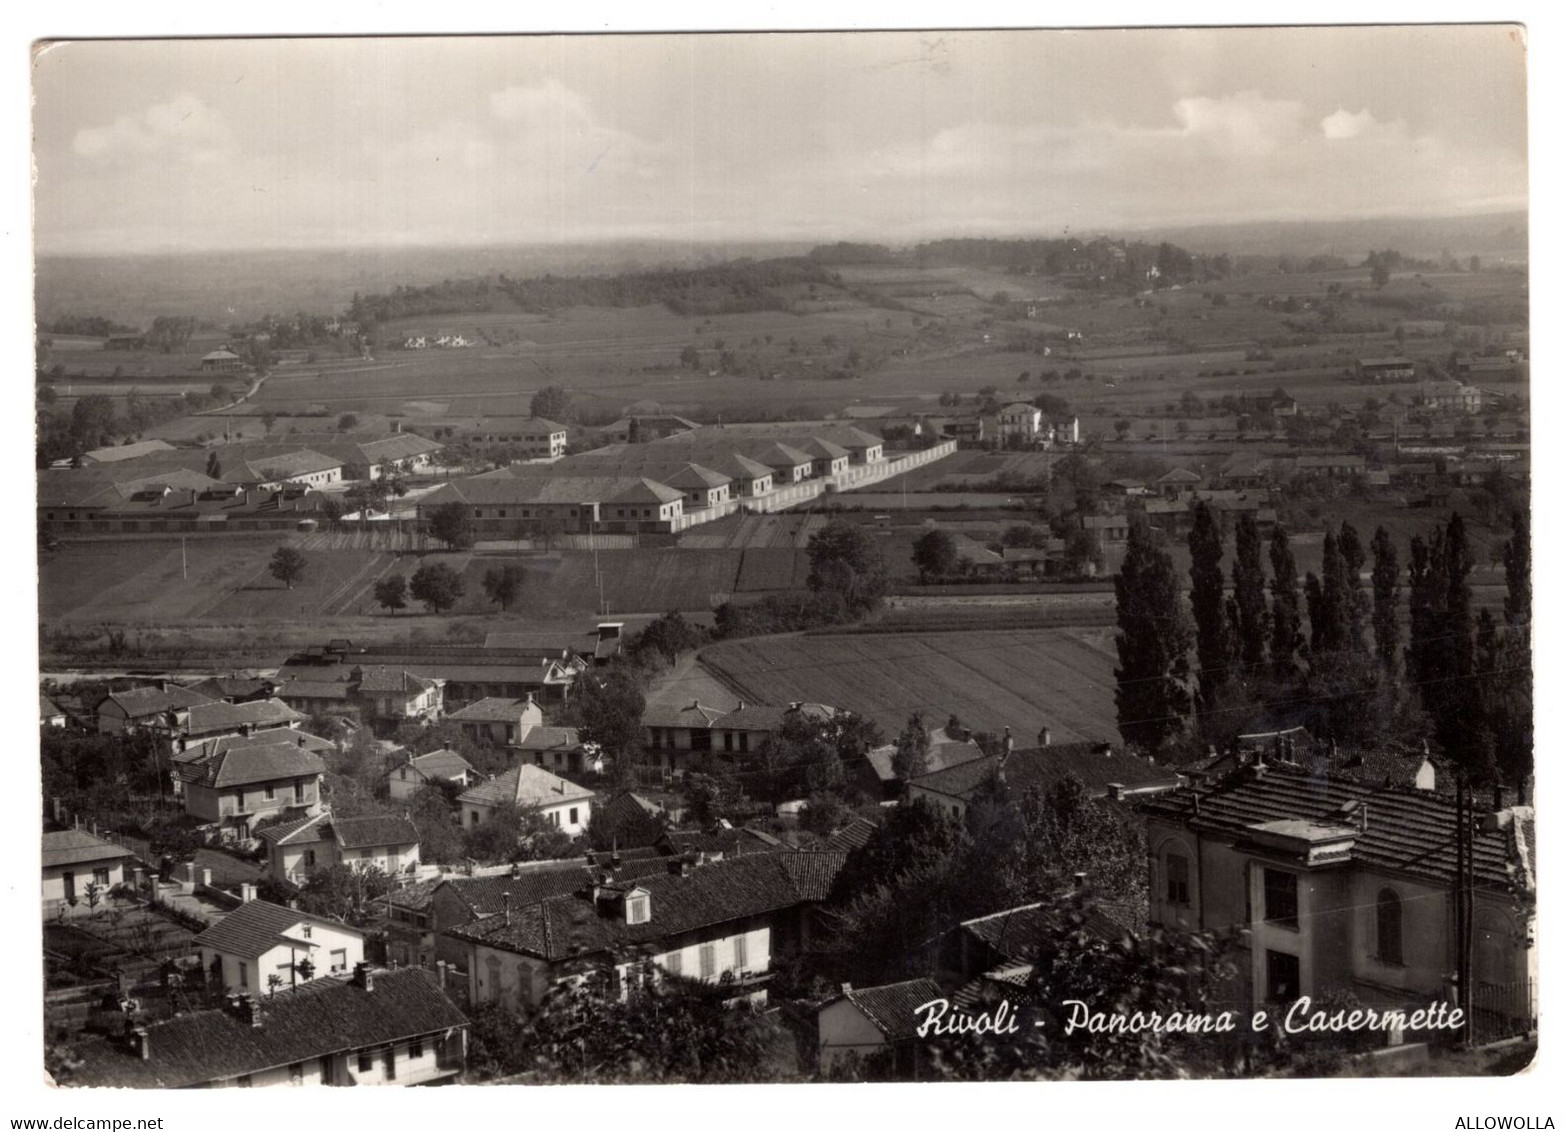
[32,28,1527,257]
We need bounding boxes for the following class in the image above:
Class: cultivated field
[699,627,1120,743]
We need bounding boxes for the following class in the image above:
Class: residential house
[1419,380,1484,415]
[452,850,847,1010]
[66,966,468,1088]
[95,684,213,736]
[178,676,278,704]
[352,666,444,734]
[171,727,335,799]
[511,725,590,775]
[177,736,326,843]
[445,696,544,748]
[995,402,1043,445]
[42,829,135,914]
[600,478,685,532]
[816,978,942,1077]
[385,748,480,801]
[1140,760,1536,1025]
[450,416,569,460]
[1080,513,1130,543]
[178,698,306,750]
[195,897,367,994]
[1294,454,1367,479]
[587,791,670,852]
[662,463,734,510]
[200,349,244,373]
[864,724,987,799]
[258,812,421,884]
[906,738,1184,821]
[278,639,586,707]
[459,764,596,836]
[1155,467,1205,498]
[598,415,700,444]
[643,700,836,773]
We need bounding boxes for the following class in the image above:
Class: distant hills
[1110,212,1528,264]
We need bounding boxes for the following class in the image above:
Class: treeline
[345,259,838,324]
[39,315,139,338]
[1112,504,1532,797]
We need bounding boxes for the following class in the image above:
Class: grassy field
[699,627,1119,743]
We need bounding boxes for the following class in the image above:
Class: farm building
[277,639,586,709]
[444,416,569,460]
[1419,380,1484,414]
[1356,356,1417,383]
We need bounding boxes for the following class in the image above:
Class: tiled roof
[908,744,1182,801]
[82,439,177,463]
[404,748,476,781]
[68,967,467,1088]
[458,764,595,809]
[179,728,335,767]
[588,792,669,850]
[511,725,582,752]
[451,851,848,961]
[255,814,328,847]
[193,899,360,959]
[840,979,943,1042]
[41,829,135,869]
[865,732,987,784]
[605,477,685,506]
[960,903,1055,963]
[825,818,879,852]
[663,463,732,489]
[641,700,730,729]
[99,684,214,720]
[355,666,437,695]
[40,694,64,719]
[1139,763,1526,890]
[178,742,327,789]
[185,698,303,735]
[179,676,274,702]
[332,814,420,850]
[446,697,535,722]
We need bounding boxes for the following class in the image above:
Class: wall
[817,999,891,1073]
[204,1031,462,1087]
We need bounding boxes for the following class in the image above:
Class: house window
[302,925,312,939]
[1376,889,1403,965]
[294,779,307,803]
[734,934,748,971]
[238,1075,253,1087]
[305,849,317,867]
[471,811,481,827]
[699,943,716,981]
[330,949,347,973]
[1166,853,1191,906]
[384,1047,396,1080]
[289,1062,303,1085]
[1265,950,1301,1004]
[409,1038,424,1059]
[265,784,275,801]
[92,867,111,887]
[238,962,249,988]
[399,769,407,780]
[1263,869,1298,930]
[626,895,649,925]
[569,807,579,826]
[358,1050,373,1074]
[664,951,683,977]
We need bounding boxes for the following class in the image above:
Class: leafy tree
[1503,508,1530,628]
[428,501,474,550]
[1370,526,1400,674]
[1228,512,1269,675]
[1268,525,1304,679]
[318,496,344,530]
[627,611,709,669]
[373,574,407,615]
[558,662,646,772]
[911,528,959,581]
[530,385,572,423]
[890,712,931,780]
[806,520,886,614]
[1062,528,1104,579]
[409,562,465,614]
[683,772,746,827]
[406,785,466,864]
[268,546,307,590]
[295,864,396,926]
[1187,502,1231,709]
[482,564,526,612]
[1338,521,1370,652]
[337,413,359,432]
[1113,518,1193,754]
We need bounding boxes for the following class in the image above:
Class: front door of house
[62,871,75,904]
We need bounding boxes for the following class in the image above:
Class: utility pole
[182,538,188,581]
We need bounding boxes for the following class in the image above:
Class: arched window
[1376,888,1403,965]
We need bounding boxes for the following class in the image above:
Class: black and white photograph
[21,18,1540,1101]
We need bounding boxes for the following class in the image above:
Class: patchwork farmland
[698,627,1120,744]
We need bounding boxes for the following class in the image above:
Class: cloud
[490,79,594,130]
[1321,107,1380,140]
[378,122,496,172]
[1171,91,1308,154]
[72,94,235,164]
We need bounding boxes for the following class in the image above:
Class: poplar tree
[1338,521,1369,652]
[1268,525,1304,680]
[1228,512,1270,676]
[1186,502,1231,709]
[1113,518,1193,754]
[1369,526,1400,675]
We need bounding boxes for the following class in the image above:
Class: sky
[30,26,1529,255]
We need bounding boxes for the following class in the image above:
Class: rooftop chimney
[239,883,257,903]
[1107,783,1127,802]
[1092,742,1113,758]
[246,996,263,1028]
[130,1025,150,1060]
[502,891,512,927]
[1038,726,1052,748]
[353,963,375,992]
[1073,871,1088,889]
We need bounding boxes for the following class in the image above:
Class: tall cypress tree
[1370,526,1400,675]
[1268,525,1304,679]
[1114,517,1193,755]
[1305,569,1327,654]
[1432,514,1492,784]
[1229,512,1270,676]
[1503,507,1530,629]
[1338,521,1369,652]
[1187,502,1231,709]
